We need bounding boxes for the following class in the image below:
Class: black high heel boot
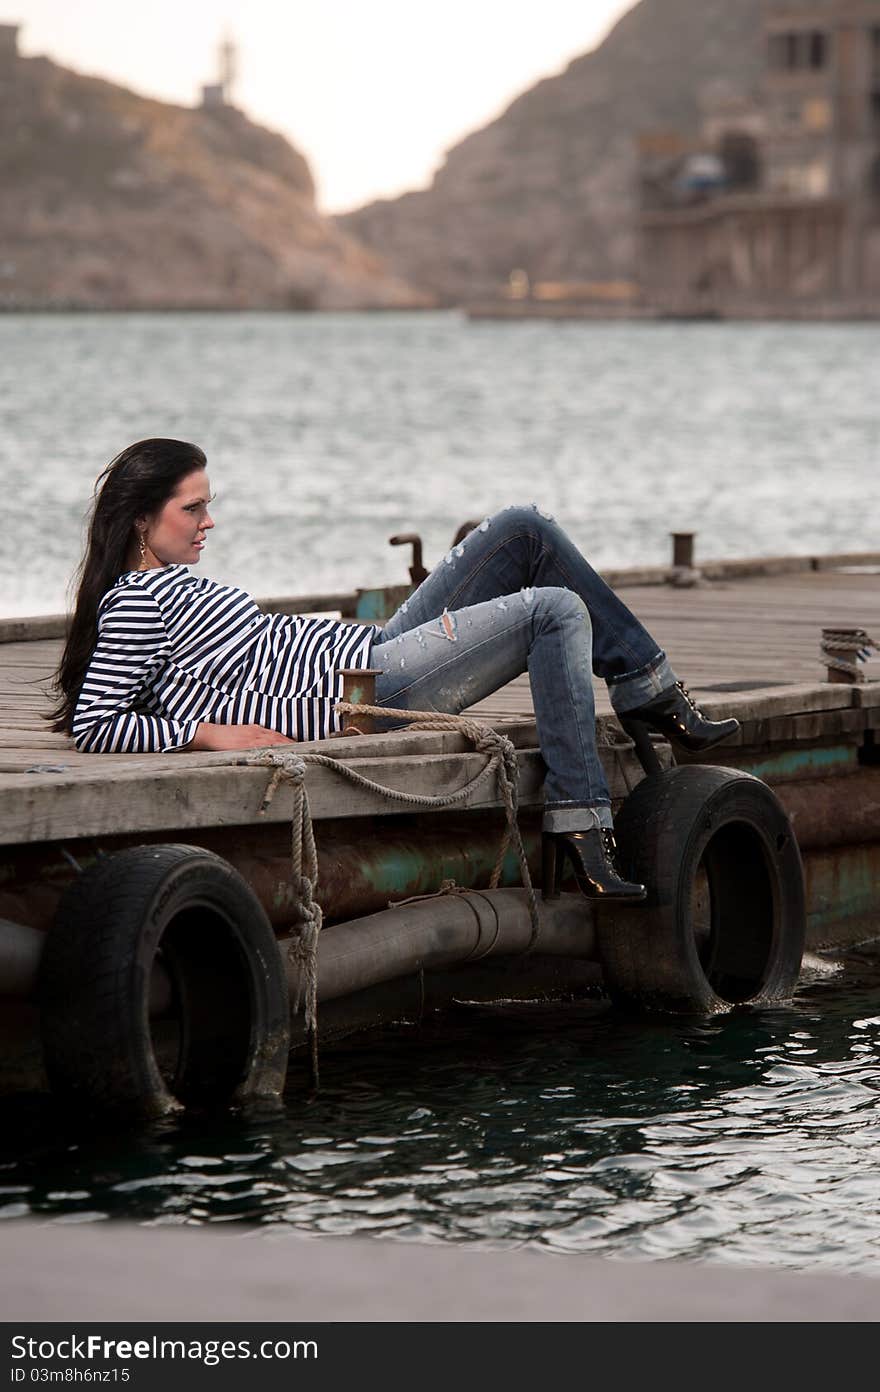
[620,682,740,757]
[542,829,646,903]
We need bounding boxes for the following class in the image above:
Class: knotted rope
[820,628,879,680]
[240,703,540,1086]
[242,750,323,1085]
[334,703,539,928]
[590,718,644,793]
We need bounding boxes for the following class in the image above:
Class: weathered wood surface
[469,568,880,720]
[0,591,362,644]
[0,566,877,846]
[4,550,878,645]
[0,750,544,843]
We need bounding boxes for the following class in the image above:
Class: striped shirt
[73,565,380,753]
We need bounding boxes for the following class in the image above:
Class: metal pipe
[0,917,175,1015]
[0,918,45,998]
[388,533,428,584]
[282,888,596,1005]
[1,889,596,1007]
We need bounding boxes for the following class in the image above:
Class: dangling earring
[137,530,147,570]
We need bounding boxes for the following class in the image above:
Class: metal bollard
[339,668,383,734]
[671,532,695,569]
[669,532,700,588]
[389,533,428,584]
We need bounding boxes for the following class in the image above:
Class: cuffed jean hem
[606,651,677,715]
[542,802,613,833]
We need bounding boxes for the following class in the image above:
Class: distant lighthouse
[200,33,238,110]
[0,21,20,67]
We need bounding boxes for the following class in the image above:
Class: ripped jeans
[369,505,676,832]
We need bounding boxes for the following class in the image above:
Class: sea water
[0,312,877,615]
[1,950,879,1272]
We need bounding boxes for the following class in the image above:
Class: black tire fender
[39,844,290,1117]
[598,765,805,1013]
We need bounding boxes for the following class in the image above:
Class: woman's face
[140,468,215,567]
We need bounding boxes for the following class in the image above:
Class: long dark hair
[49,438,207,734]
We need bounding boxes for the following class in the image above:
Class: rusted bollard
[389,533,428,584]
[671,532,695,569]
[339,668,383,734]
[451,520,480,547]
[669,532,701,588]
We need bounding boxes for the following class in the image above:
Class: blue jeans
[369,505,676,833]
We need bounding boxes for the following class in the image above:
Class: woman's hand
[190,723,296,751]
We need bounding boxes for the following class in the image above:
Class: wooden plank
[0,734,69,748]
[4,556,879,647]
[691,685,856,719]
[767,715,795,743]
[792,712,825,740]
[0,725,534,772]
[0,686,853,759]
[0,616,68,644]
[839,709,869,735]
[0,647,62,664]
[0,752,516,843]
[0,742,642,846]
[0,593,359,646]
[812,553,880,571]
[0,756,79,772]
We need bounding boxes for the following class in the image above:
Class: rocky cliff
[338,0,767,303]
[0,51,431,310]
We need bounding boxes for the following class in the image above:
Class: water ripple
[2,946,880,1273]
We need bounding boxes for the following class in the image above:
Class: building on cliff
[0,21,19,65]
[639,0,880,317]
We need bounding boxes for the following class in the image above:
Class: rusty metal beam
[0,813,546,931]
[772,767,880,850]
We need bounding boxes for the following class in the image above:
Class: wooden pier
[1,553,878,1104]
[1,555,879,918]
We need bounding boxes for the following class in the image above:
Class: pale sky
[12,0,636,212]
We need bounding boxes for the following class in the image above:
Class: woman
[51,438,739,904]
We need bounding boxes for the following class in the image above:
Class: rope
[820,628,879,678]
[389,877,474,909]
[334,702,540,944]
[238,701,541,1085]
[242,750,323,1087]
